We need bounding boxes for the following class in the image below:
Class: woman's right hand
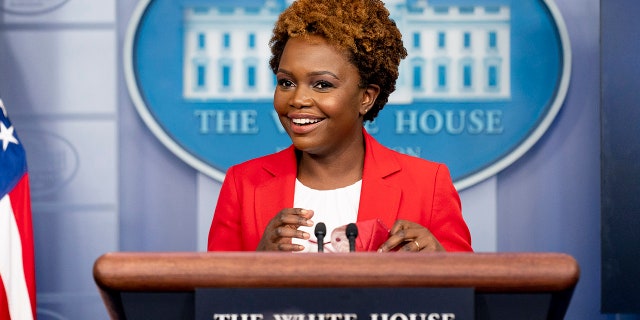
[256,208,314,251]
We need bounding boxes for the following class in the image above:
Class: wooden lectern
[93,252,579,320]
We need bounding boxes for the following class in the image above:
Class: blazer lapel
[357,131,402,230]
[255,147,297,234]
[358,177,401,229]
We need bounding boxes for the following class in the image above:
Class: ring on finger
[414,240,421,250]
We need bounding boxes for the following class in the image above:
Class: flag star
[0,122,19,151]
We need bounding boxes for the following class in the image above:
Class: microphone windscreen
[315,222,327,236]
[346,223,358,238]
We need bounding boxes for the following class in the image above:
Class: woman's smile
[287,113,326,134]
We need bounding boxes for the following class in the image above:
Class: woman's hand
[256,208,314,251]
[377,219,445,252]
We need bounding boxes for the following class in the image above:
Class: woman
[208,0,472,253]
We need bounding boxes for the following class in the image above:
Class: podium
[93,252,579,320]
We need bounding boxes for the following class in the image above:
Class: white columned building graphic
[183,0,510,103]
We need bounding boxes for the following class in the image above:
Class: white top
[292,179,361,252]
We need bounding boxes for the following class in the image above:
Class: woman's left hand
[377,219,445,252]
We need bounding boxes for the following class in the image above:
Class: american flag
[0,99,36,319]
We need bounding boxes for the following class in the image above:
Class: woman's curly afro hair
[269,0,407,122]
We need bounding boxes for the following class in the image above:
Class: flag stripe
[0,187,35,320]
[8,175,36,317]
[0,276,11,320]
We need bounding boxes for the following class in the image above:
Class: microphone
[314,222,327,252]
[346,223,358,252]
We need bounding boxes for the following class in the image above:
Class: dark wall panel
[601,0,640,313]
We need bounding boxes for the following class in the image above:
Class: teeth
[292,118,321,125]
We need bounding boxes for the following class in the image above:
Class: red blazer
[208,131,472,252]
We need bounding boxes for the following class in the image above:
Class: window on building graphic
[248,33,256,49]
[193,7,209,14]
[197,64,207,88]
[459,6,474,14]
[413,65,423,89]
[438,32,446,49]
[413,32,421,49]
[463,32,471,49]
[487,65,498,88]
[463,64,473,89]
[434,7,449,14]
[485,6,501,14]
[197,33,206,50]
[488,31,497,49]
[219,7,234,14]
[412,58,426,90]
[223,33,231,49]
[221,64,232,89]
[244,58,259,90]
[245,7,260,15]
[484,57,502,91]
[247,65,256,88]
[437,64,447,89]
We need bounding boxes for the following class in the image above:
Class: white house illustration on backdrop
[182,0,511,103]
